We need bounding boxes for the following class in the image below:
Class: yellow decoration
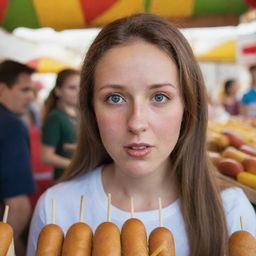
[38,57,77,73]
[93,0,144,26]
[32,0,85,30]
[196,40,236,62]
[151,0,193,17]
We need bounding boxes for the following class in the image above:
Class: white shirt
[26,166,256,256]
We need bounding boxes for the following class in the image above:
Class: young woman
[27,14,256,256]
[41,69,80,180]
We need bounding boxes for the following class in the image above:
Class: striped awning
[0,0,251,31]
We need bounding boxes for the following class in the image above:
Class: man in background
[0,60,36,256]
[241,65,256,116]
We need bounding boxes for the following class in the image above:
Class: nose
[127,103,149,134]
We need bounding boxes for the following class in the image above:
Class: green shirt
[42,108,78,179]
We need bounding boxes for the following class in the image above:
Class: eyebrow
[150,83,178,90]
[99,84,123,91]
[98,83,178,91]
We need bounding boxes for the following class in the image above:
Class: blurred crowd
[0,60,80,256]
[208,64,256,121]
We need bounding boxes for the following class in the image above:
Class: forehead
[62,74,80,85]
[98,40,173,64]
[14,72,33,87]
[94,40,179,88]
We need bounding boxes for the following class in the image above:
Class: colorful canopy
[26,57,77,73]
[196,40,236,62]
[0,0,251,31]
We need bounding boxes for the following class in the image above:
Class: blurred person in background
[221,79,241,116]
[207,90,230,122]
[0,60,36,256]
[41,69,80,180]
[28,80,44,129]
[241,65,256,117]
[21,80,43,129]
[22,81,53,208]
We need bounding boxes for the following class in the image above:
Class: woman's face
[93,40,184,177]
[56,74,80,106]
[229,81,239,96]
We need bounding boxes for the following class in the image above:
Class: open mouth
[124,144,153,157]
[127,146,149,150]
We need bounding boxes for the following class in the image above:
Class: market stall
[1,2,256,255]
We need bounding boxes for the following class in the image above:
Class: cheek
[18,93,26,102]
[95,110,123,145]
[156,109,183,143]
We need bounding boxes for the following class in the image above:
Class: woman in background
[41,69,80,180]
[221,79,241,116]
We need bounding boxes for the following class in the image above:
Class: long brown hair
[61,14,228,256]
[43,69,80,124]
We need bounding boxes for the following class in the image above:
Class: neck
[102,163,178,212]
[0,100,19,115]
[57,102,76,117]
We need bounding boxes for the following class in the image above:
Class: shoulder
[242,89,256,103]
[244,89,254,95]
[45,109,63,120]
[0,112,26,137]
[43,109,63,130]
[221,187,256,235]
[0,108,22,126]
[33,167,101,226]
[45,109,70,125]
[221,187,251,211]
[42,167,101,200]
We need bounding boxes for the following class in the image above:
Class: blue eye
[153,94,168,103]
[106,94,124,104]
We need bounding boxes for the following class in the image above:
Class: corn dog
[229,230,256,256]
[0,222,13,256]
[121,218,148,256]
[36,199,64,256]
[149,227,175,256]
[62,222,92,256]
[92,222,121,256]
[35,224,64,256]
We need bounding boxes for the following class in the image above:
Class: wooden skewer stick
[240,216,244,231]
[158,197,163,227]
[3,205,9,223]
[6,240,15,256]
[130,196,134,218]
[52,199,56,224]
[107,193,111,222]
[80,195,85,222]
[149,244,164,256]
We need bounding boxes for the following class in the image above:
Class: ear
[54,87,61,97]
[0,82,7,95]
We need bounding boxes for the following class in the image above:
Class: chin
[14,110,26,115]
[121,162,157,178]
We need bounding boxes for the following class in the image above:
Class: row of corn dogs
[36,217,173,256]
[0,195,256,256]
[35,195,173,256]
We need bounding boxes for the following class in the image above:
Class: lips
[124,143,153,158]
